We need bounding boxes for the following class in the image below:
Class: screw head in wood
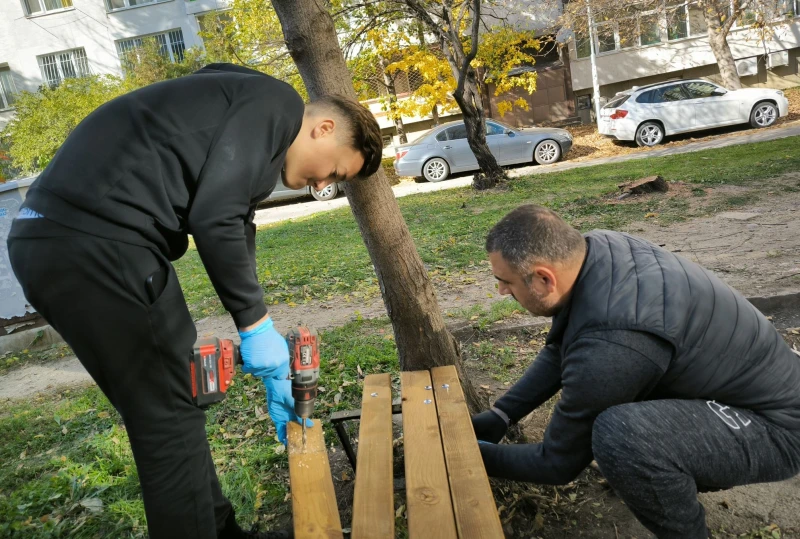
[424,399,432,404]
[371,392,378,397]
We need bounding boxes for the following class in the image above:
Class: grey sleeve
[493,343,563,423]
[480,330,670,485]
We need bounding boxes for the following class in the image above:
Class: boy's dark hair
[486,205,586,272]
[307,95,383,179]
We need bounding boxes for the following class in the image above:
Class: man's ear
[311,118,336,139]
[531,265,558,293]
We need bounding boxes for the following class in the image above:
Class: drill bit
[302,421,307,446]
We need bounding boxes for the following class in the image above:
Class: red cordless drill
[190,328,321,443]
[286,327,321,446]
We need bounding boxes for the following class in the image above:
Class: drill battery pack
[191,337,240,407]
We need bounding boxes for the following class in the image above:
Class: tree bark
[702,1,743,89]
[272,0,483,413]
[379,55,408,144]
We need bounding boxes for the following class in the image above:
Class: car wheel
[533,139,562,165]
[311,182,339,201]
[750,102,777,128]
[423,157,450,182]
[635,122,664,147]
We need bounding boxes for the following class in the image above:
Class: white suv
[598,79,789,146]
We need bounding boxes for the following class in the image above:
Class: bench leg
[333,420,357,470]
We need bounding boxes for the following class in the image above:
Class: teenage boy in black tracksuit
[474,204,800,539]
[8,63,382,539]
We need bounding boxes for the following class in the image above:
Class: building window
[576,33,591,58]
[116,30,186,67]
[106,0,169,11]
[38,49,90,88]
[0,67,18,109]
[23,0,73,16]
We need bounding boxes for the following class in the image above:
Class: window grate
[0,68,18,109]
[38,48,89,88]
[116,29,186,67]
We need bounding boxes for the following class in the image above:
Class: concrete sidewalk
[253,122,800,227]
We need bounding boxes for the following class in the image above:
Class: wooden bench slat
[352,374,394,539]
[432,366,505,538]
[288,422,344,539]
[401,370,458,539]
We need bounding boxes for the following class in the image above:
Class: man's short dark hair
[486,205,586,271]
[306,95,383,179]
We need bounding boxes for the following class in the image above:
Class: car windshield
[604,94,630,109]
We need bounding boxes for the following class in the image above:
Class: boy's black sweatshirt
[19,64,304,328]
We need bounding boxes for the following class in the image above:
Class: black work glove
[472,409,508,443]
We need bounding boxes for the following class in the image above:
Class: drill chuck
[294,399,315,419]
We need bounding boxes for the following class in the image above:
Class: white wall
[0,0,222,103]
[0,0,122,96]
[570,18,800,92]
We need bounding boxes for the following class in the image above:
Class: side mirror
[505,130,515,137]
[711,89,727,96]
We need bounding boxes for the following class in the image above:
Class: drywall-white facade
[0,0,227,132]
[569,17,800,93]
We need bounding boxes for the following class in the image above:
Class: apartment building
[567,0,800,107]
[0,0,227,130]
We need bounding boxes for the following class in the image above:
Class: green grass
[174,136,800,319]
[450,298,527,330]
[0,319,399,537]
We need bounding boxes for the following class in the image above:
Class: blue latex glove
[239,317,289,380]
[263,378,314,446]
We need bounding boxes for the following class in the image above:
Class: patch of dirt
[629,175,800,298]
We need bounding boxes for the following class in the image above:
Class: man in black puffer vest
[472,204,800,538]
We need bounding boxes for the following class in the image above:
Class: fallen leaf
[357,365,363,377]
[534,511,544,530]
[19,450,26,460]
[245,429,255,438]
[341,472,350,481]
[97,411,110,419]
[80,498,104,514]
[61,427,68,435]
[318,386,327,393]
[274,444,286,455]
[395,504,406,519]
[480,385,491,390]
[334,393,342,405]
[645,212,658,219]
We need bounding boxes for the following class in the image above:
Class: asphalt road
[252,122,800,228]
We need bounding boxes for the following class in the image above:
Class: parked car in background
[393,119,573,182]
[263,178,341,203]
[599,79,789,147]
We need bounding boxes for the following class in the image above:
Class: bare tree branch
[456,0,480,98]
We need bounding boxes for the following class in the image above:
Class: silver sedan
[394,119,573,182]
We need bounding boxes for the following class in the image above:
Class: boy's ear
[311,118,336,139]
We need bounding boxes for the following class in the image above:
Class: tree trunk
[453,71,506,190]
[703,4,742,89]
[379,55,408,144]
[272,0,483,413]
[431,104,439,126]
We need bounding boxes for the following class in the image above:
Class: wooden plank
[401,370,458,539]
[288,422,344,539]
[432,366,504,539]
[352,374,394,539]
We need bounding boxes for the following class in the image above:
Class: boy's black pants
[592,399,800,538]
[9,219,231,538]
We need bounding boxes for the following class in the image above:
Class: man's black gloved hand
[472,409,509,443]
